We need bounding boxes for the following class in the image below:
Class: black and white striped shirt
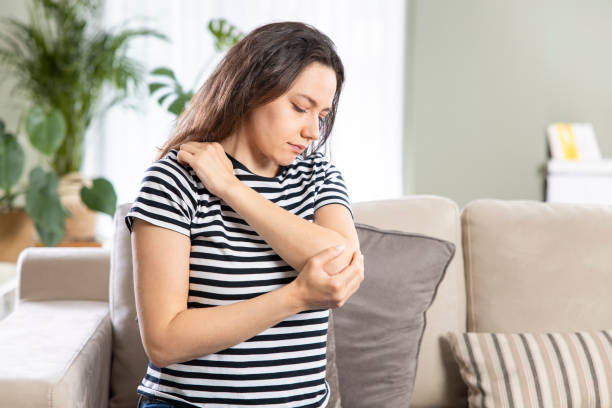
[125,148,353,408]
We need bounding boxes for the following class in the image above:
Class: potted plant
[0,117,66,260]
[0,0,166,257]
[148,18,243,116]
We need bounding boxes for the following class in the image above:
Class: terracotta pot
[57,172,97,242]
[0,208,37,262]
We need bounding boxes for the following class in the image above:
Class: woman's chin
[279,154,297,165]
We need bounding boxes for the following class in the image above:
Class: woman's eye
[292,103,306,113]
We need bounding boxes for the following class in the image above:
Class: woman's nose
[303,116,320,140]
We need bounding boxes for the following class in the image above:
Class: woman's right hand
[290,246,365,310]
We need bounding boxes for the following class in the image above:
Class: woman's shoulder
[295,151,341,175]
[148,148,200,195]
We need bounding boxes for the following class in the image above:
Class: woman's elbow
[139,321,173,368]
[142,335,168,368]
[324,238,359,275]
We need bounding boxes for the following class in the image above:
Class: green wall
[404,0,612,208]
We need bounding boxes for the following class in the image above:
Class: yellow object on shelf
[546,122,601,161]
[556,123,578,160]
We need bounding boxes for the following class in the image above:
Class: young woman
[126,21,364,408]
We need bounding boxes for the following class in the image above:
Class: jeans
[137,394,176,408]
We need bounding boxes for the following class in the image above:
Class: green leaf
[148,82,167,94]
[80,177,117,217]
[150,67,176,80]
[157,92,173,105]
[208,18,243,52]
[0,119,25,192]
[167,93,193,116]
[25,106,66,156]
[25,167,68,246]
[34,220,65,247]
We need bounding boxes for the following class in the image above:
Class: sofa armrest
[16,247,110,302]
[0,300,112,408]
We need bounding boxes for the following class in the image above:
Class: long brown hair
[155,21,344,161]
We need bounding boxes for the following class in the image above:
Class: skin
[132,61,364,368]
[219,61,337,177]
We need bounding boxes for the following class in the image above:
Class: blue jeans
[137,394,176,408]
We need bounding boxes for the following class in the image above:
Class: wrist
[220,176,244,201]
[281,281,305,315]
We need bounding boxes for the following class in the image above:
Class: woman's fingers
[176,152,188,168]
[312,245,346,268]
[295,247,364,310]
[331,250,363,297]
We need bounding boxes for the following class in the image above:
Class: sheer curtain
[85,0,406,245]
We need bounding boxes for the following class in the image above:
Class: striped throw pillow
[446,330,612,407]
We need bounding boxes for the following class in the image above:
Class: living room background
[2,0,612,243]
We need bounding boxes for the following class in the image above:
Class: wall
[405,0,612,208]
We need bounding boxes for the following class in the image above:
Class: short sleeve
[314,155,354,220]
[125,152,198,237]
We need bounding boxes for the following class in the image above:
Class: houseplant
[148,18,243,116]
[0,117,67,260]
[0,0,166,254]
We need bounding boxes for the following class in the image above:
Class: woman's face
[241,61,337,167]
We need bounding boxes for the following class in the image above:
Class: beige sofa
[0,196,610,407]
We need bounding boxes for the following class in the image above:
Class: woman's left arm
[223,181,360,274]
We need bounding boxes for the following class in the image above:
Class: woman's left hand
[176,142,238,198]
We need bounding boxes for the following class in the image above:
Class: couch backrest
[462,199,612,332]
[108,203,148,408]
[351,195,467,408]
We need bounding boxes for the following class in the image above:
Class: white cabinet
[546,159,612,204]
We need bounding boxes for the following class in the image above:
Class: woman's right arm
[131,218,363,368]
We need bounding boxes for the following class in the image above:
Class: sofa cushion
[332,222,455,407]
[0,300,111,408]
[110,202,343,408]
[446,329,612,407]
[351,196,467,407]
[462,199,612,333]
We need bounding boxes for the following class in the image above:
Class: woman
[126,21,364,408]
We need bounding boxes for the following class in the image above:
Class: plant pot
[0,208,37,262]
[57,172,97,242]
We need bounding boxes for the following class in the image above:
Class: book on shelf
[546,123,601,161]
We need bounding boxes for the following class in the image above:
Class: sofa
[1,195,611,407]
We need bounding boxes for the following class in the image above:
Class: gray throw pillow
[332,223,455,407]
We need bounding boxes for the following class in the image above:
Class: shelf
[547,159,612,176]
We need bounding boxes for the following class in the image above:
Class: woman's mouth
[288,143,305,153]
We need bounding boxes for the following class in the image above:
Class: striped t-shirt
[125,148,353,408]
